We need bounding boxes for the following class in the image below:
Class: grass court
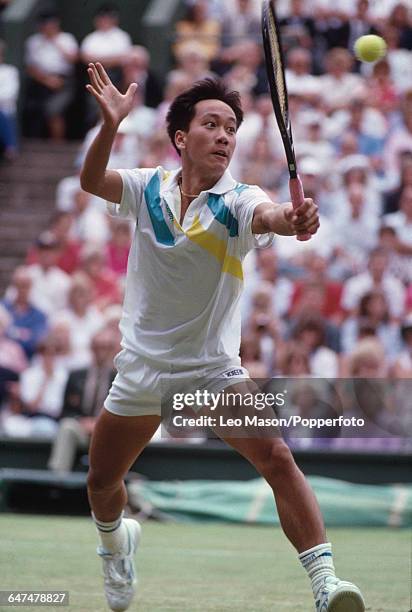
[0,514,410,611]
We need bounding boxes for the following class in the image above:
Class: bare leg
[87,409,161,522]
[216,433,326,553]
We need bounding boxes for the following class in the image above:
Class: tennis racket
[261,0,311,241]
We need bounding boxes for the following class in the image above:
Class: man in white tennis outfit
[81,62,365,612]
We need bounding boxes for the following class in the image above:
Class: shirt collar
[161,167,237,196]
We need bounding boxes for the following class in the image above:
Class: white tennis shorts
[104,349,250,417]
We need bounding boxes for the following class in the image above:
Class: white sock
[299,542,336,595]
[92,511,128,554]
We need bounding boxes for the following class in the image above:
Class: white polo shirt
[107,166,273,367]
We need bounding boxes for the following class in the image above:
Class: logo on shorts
[223,368,244,378]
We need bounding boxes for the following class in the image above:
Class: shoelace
[100,553,131,587]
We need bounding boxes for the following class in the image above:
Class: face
[177,99,237,174]
[40,19,60,37]
[94,14,117,31]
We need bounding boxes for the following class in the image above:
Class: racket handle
[289,175,311,242]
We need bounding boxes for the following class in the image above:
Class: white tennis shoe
[315,576,365,612]
[97,518,141,612]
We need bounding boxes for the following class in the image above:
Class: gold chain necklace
[178,178,200,198]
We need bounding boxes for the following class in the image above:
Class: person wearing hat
[24,11,78,140]
[17,231,71,316]
[81,3,131,89]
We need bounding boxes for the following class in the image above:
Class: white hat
[299,156,323,176]
[300,110,324,127]
[337,154,370,175]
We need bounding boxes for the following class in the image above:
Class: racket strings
[267,10,287,123]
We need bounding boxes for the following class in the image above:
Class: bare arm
[80,62,137,203]
[252,199,319,238]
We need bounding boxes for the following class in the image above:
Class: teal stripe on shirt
[144,172,175,245]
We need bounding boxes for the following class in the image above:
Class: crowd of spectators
[1,0,412,456]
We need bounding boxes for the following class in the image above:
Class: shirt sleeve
[106,168,155,220]
[231,184,275,257]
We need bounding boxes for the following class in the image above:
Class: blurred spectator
[242,247,293,322]
[383,184,412,245]
[2,266,48,359]
[388,2,412,50]
[340,247,405,320]
[243,281,284,375]
[392,314,412,376]
[170,41,216,85]
[384,106,412,179]
[80,245,122,310]
[0,304,27,374]
[0,40,19,159]
[240,134,281,192]
[330,154,382,220]
[122,45,163,109]
[275,341,311,376]
[376,225,409,284]
[173,0,221,62]
[220,0,261,48]
[368,59,399,116]
[291,314,339,377]
[77,118,140,170]
[49,321,73,370]
[296,110,335,166]
[347,0,378,53]
[334,96,387,171]
[334,339,405,451]
[70,188,110,244]
[289,254,344,327]
[6,331,68,437]
[382,24,412,93]
[231,93,285,176]
[223,39,267,96]
[114,86,157,143]
[105,219,132,278]
[56,172,82,211]
[282,380,337,450]
[383,153,412,213]
[24,11,78,140]
[285,48,321,104]
[155,72,192,128]
[240,331,269,377]
[80,3,131,88]
[139,129,178,170]
[9,231,71,317]
[279,0,316,54]
[340,289,401,357]
[27,211,81,275]
[52,273,105,369]
[312,7,352,60]
[332,183,379,274]
[320,48,364,112]
[48,328,116,473]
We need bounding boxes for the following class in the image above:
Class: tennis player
[81,62,365,612]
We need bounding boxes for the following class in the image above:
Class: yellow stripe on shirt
[186,214,243,280]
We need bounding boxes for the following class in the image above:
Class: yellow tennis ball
[354,35,387,63]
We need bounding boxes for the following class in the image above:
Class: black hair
[166,78,243,155]
[96,3,118,17]
[37,10,59,23]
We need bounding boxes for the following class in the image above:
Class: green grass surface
[0,514,410,611]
